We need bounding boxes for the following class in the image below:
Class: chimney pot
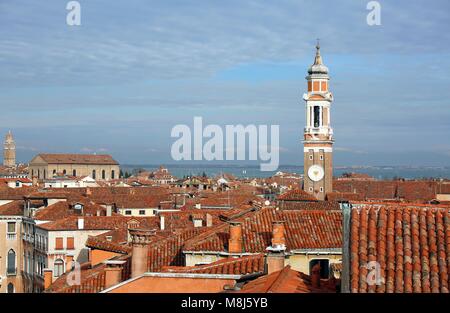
[269,221,286,250]
[160,215,165,230]
[44,269,53,290]
[103,260,126,289]
[228,222,243,254]
[77,217,84,230]
[206,213,213,227]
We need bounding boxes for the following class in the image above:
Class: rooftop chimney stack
[206,213,213,227]
[160,215,165,231]
[44,269,53,290]
[266,221,286,274]
[77,217,84,230]
[104,260,126,289]
[228,222,243,254]
[129,228,155,278]
[65,255,74,273]
[106,205,113,217]
[271,221,286,249]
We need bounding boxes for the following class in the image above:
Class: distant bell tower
[302,42,334,200]
[3,131,16,167]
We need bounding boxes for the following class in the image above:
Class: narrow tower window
[314,106,320,127]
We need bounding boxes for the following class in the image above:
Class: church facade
[302,43,334,200]
[28,154,120,181]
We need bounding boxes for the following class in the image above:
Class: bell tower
[3,130,16,167]
[302,42,334,200]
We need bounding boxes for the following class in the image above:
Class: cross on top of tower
[314,39,323,65]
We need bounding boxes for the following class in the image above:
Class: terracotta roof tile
[350,204,450,293]
[162,254,265,275]
[184,206,342,253]
[238,265,336,293]
[36,154,119,165]
[277,189,317,201]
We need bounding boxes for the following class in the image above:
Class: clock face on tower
[308,165,325,182]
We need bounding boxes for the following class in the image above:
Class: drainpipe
[341,203,351,293]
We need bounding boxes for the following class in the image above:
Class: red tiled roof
[36,154,119,165]
[0,186,38,200]
[277,189,317,201]
[184,206,343,253]
[278,201,340,211]
[47,255,132,293]
[334,180,438,203]
[238,265,336,293]
[326,192,364,202]
[33,200,108,221]
[350,204,450,293]
[147,227,210,272]
[38,215,159,231]
[0,200,24,216]
[162,254,265,275]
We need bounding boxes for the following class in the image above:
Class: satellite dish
[264,200,270,206]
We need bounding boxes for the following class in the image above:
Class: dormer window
[73,203,83,211]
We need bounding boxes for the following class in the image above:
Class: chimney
[311,263,321,288]
[129,228,155,278]
[266,221,286,274]
[106,205,112,217]
[65,255,74,273]
[103,260,126,289]
[77,217,84,230]
[44,269,53,290]
[160,215,165,231]
[228,222,242,254]
[206,213,213,227]
[271,221,286,249]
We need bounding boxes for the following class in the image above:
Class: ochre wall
[109,276,236,293]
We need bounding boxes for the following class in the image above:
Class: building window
[67,237,75,250]
[73,169,77,176]
[53,169,57,176]
[309,187,313,192]
[111,170,115,180]
[320,155,324,160]
[16,181,20,187]
[63,169,67,175]
[7,283,14,293]
[54,259,65,277]
[139,210,146,215]
[92,170,96,179]
[38,169,40,178]
[320,187,324,192]
[55,237,64,250]
[314,106,320,127]
[7,222,16,233]
[7,249,16,275]
[309,155,313,160]
[102,170,106,180]
[125,210,132,215]
[309,259,330,279]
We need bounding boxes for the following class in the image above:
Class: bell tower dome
[302,42,334,200]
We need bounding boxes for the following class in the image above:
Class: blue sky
[1,0,450,166]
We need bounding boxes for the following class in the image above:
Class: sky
[1,0,450,167]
